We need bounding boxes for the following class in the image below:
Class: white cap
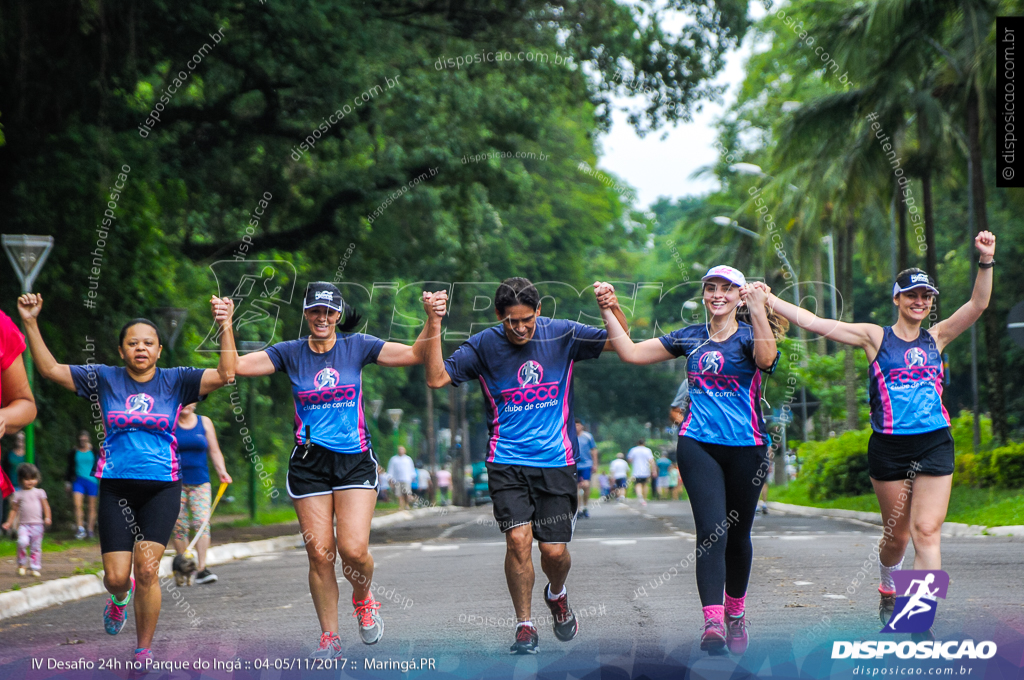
[701,265,746,288]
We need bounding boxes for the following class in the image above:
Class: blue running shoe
[103,578,134,636]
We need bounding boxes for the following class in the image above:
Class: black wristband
[978,260,995,269]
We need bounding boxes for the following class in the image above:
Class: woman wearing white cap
[596,265,788,655]
[236,282,447,659]
[754,231,996,632]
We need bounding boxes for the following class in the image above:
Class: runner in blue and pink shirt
[236,281,447,659]
[761,230,997,633]
[425,277,628,655]
[18,292,236,666]
[598,265,785,655]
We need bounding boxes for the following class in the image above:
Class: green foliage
[949,410,994,453]
[796,427,873,500]
[959,442,1024,489]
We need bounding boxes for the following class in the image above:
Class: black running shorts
[486,463,578,543]
[286,443,379,499]
[98,478,182,554]
[868,427,954,481]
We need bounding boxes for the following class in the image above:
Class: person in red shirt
[0,309,37,503]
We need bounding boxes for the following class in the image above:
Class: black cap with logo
[304,282,344,312]
[892,270,939,297]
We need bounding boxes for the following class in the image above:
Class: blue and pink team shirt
[69,365,205,481]
[265,334,384,454]
[660,323,777,447]
[869,327,950,434]
[444,317,606,468]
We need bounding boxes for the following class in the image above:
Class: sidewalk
[0,505,456,622]
[766,501,1024,537]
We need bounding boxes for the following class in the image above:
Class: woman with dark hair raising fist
[18,292,236,666]
[756,231,996,634]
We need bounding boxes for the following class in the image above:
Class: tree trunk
[895,182,908,273]
[425,382,437,504]
[921,172,940,321]
[460,384,472,506]
[814,252,827,355]
[917,112,940,322]
[967,90,1008,442]
[448,384,465,506]
[841,222,859,431]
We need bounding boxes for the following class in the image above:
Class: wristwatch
[978,260,995,269]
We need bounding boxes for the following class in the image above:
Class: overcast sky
[598,4,771,208]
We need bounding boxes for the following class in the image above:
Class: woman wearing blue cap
[756,231,996,632]
[596,265,788,655]
[236,282,447,660]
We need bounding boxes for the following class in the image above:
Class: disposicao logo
[831,569,997,661]
[882,570,947,634]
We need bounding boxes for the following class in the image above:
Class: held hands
[17,293,43,323]
[210,296,235,324]
[592,281,618,310]
[739,282,769,309]
[422,290,448,320]
[975,231,996,262]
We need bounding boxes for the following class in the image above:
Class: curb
[766,501,988,536]
[0,505,457,622]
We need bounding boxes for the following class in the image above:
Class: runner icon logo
[904,347,927,367]
[517,360,543,386]
[698,351,724,374]
[314,368,340,390]
[881,569,949,634]
[126,393,155,413]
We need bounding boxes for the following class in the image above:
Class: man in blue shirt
[426,277,626,654]
[574,419,597,518]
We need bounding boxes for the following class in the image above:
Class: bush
[797,428,873,501]
[991,443,1024,489]
[949,410,993,454]
[954,452,995,487]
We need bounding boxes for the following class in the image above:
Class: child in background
[597,469,611,500]
[1,463,51,576]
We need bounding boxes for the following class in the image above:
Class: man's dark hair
[575,418,583,425]
[495,277,540,316]
[637,438,646,445]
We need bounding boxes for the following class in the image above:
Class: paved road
[1,498,1022,679]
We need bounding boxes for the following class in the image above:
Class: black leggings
[677,436,769,607]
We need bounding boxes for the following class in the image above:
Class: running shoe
[16,567,26,576]
[725,614,749,654]
[353,596,384,645]
[30,569,41,577]
[134,648,153,672]
[310,632,344,660]
[103,578,134,636]
[75,526,87,540]
[194,569,218,584]
[878,589,896,626]
[581,508,590,519]
[700,619,727,655]
[761,504,769,515]
[544,585,579,641]
[510,623,539,654]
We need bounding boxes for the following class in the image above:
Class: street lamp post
[1,235,55,465]
[156,307,189,367]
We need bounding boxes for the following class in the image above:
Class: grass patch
[0,536,98,557]
[216,506,299,529]
[770,480,1024,526]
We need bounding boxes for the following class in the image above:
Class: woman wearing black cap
[236,282,447,660]
[756,231,996,630]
